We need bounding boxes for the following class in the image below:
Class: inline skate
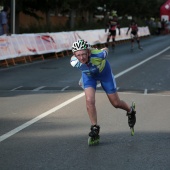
[88,125,100,146]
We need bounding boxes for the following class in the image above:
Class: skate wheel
[131,127,135,136]
[88,136,100,146]
[132,102,135,110]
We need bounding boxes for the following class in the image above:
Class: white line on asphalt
[114,46,170,78]
[144,89,148,95]
[0,46,170,143]
[117,92,170,97]
[32,86,46,91]
[97,46,170,88]
[10,86,23,91]
[61,86,70,91]
[0,93,85,142]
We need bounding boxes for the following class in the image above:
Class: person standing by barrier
[105,13,120,49]
[126,19,143,51]
[70,39,136,145]
[0,6,10,36]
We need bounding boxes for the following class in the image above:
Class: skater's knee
[86,97,95,106]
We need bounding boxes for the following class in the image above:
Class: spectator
[0,6,10,36]
[156,19,162,35]
[161,18,167,34]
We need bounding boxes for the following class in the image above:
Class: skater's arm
[101,48,109,57]
[101,47,109,54]
[70,55,80,68]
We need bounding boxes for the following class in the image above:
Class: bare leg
[106,35,111,47]
[112,36,116,48]
[107,92,131,112]
[84,87,97,125]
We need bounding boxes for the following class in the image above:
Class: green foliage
[5,0,167,34]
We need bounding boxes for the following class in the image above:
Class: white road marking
[0,93,85,142]
[144,89,148,95]
[118,92,170,97]
[10,86,23,91]
[32,86,46,91]
[0,46,170,142]
[61,86,70,91]
[114,46,170,78]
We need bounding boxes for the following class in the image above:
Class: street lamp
[10,0,15,34]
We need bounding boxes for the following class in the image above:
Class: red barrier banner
[0,27,150,61]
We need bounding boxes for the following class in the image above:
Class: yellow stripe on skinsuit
[91,58,106,72]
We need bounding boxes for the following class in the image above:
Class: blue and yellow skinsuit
[70,48,117,94]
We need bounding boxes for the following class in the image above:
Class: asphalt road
[0,35,170,170]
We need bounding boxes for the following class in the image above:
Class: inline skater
[126,19,143,51]
[70,39,136,145]
[105,12,120,49]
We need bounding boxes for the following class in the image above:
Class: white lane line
[97,46,170,88]
[61,86,70,91]
[0,93,85,142]
[144,89,148,95]
[1,46,170,142]
[32,86,46,91]
[118,92,170,97]
[10,86,23,91]
[114,46,170,78]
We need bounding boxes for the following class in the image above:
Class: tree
[3,0,166,33]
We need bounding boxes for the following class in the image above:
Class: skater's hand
[101,47,109,54]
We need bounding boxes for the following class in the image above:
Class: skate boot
[88,125,100,146]
[127,102,136,136]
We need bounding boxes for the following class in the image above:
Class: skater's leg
[137,38,140,47]
[107,92,131,112]
[84,87,97,125]
[106,35,111,47]
[84,87,101,145]
[136,35,143,49]
[112,36,116,49]
[107,92,136,130]
[131,38,134,50]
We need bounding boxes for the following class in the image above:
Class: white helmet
[72,39,90,53]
